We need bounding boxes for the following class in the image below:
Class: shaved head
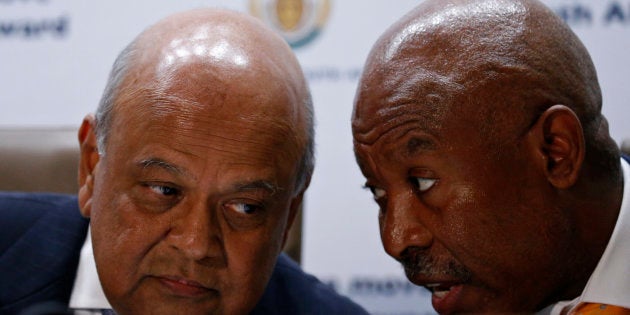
[355,0,602,147]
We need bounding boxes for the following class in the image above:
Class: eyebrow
[137,158,189,177]
[405,137,436,156]
[233,180,282,196]
[137,158,281,194]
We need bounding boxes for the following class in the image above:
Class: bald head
[355,0,604,144]
[127,9,306,95]
[97,8,313,189]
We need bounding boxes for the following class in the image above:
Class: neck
[562,157,624,299]
[579,158,623,255]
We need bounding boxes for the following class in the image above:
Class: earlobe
[530,105,585,189]
[78,175,94,217]
[77,115,100,217]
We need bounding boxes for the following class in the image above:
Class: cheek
[90,183,167,297]
[439,177,568,283]
[219,219,287,313]
[432,179,518,269]
[224,212,287,271]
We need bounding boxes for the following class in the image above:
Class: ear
[77,115,100,218]
[281,192,305,249]
[528,105,585,189]
[281,175,311,248]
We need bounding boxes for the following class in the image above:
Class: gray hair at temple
[93,38,315,191]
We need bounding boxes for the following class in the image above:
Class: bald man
[352,0,629,314]
[0,8,367,315]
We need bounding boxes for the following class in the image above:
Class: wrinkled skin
[352,0,622,313]
[77,9,310,315]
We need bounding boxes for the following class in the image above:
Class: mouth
[399,251,473,313]
[424,282,465,314]
[426,283,453,298]
[155,275,217,298]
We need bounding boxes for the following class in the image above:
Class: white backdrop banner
[1,1,629,314]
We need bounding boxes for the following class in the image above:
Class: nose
[167,200,223,262]
[380,192,433,259]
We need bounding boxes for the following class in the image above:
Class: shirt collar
[69,227,112,310]
[577,157,630,308]
[536,157,629,315]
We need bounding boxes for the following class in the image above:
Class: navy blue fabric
[252,255,369,315]
[0,192,88,315]
[0,192,368,315]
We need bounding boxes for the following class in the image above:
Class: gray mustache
[399,247,473,282]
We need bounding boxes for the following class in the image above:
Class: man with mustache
[352,0,630,313]
[0,8,368,315]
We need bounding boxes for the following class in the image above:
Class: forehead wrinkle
[353,107,431,146]
[172,113,296,151]
[140,91,297,142]
[144,115,295,171]
[166,130,284,163]
[141,72,300,136]
[354,67,464,145]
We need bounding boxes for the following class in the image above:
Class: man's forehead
[106,93,302,177]
[113,87,298,132]
[111,69,303,151]
[353,62,465,142]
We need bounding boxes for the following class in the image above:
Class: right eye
[414,177,437,192]
[224,201,263,215]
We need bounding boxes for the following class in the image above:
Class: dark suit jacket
[0,192,368,315]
